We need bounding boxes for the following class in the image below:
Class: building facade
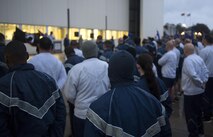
[0,0,164,41]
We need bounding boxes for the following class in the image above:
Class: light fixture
[181,32,185,35]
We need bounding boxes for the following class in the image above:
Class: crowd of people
[0,31,212,137]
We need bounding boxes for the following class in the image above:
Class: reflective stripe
[99,56,109,62]
[141,121,161,137]
[87,108,134,137]
[0,89,60,119]
[0,61,8,69]
[87,108,166,137]
[161,104,166,116]
[141,115,166,137]
[64,63,74,70]
[157,115,166,127]
[160,90,169,102]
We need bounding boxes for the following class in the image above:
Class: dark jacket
[99,49,114,63]
[0,43,6,62]
[84,83,170,137]
[0,64,66,137]
[136,76,173,118]
[84,51,171,137]
[0,61,8,78]
[64,53,84,73]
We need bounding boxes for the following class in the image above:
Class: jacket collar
[9,63,34,72]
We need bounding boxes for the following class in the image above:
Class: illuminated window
[111,31,117,40]
[48,26,63,40]
[106,30,112,40]
[93,29,99,40]
[69,28,79,40]
[80,29,86,40]
[22,25,35,33]
[99,30,105,40]
[34,25,46,34]
[0,24,5,34]
[4,24,16,40]
[87,29,92,40]
[117,31,128,39]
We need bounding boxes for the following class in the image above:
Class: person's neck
[39,49,51,53]
[138,69,144,76]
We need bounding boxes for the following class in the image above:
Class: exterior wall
[0,0,67,27]
[0,0,164,39]
[0,0,129,31]
[140,0,164,39]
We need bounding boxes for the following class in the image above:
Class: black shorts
[162,77,175,89]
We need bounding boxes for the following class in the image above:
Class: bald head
[166,40,175,51]
[184,43,195,56]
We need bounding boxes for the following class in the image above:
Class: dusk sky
[164,0,213,29]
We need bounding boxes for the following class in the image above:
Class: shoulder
[88,91,112,119]
[0,73,13,94]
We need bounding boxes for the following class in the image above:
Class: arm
[199,49,207,63]
[158,53,168,66]
[201,60,209,83]
[63,68,78,104]
[57,63,67,90]
[184,60,204,87]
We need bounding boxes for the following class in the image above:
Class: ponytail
[137,54,160,100]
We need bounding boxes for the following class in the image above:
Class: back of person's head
[175,38,181,45]
[5,40,28,67]
[81,41,98,59]
[142,39,149,45]
[125,45,136,58]
[118,38,124,45]
[104,40,113,50]
[184,43,195,56]
[108,51,135,87]
[123,35,128,41]
[145,44,156,57]
[134,37,141,45]
[166,40,175,51]
[39,37,52,51]
[70,40,78,48]
[204,34,213,44]
[137,53,160,99]
[184,38,192,44]
[64,46,75,58]
[0,33,5,44]
[157,40,162,47]
[96,35,103,42]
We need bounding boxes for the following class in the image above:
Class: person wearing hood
[84,51,171,137]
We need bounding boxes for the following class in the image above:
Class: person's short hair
[204,34,213,44]
[81,41,98,59]
[134,37,141,45]
[39,37,52,50]
[70,40,78,47]
[64,46,75,58]
[104,40,113,49]
[125,45,136,58]
[5,40,28,62]
[97,35,102,40]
